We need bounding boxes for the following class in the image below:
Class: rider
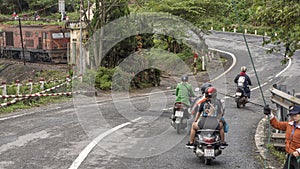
[186,86,228,149]
[171,74,196,122]
[234,66,252,101]
[190,82,212,115]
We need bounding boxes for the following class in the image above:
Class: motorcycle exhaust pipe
[195,148,204,157]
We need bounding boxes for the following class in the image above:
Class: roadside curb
[255,116,278,169]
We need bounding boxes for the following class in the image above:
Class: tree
[251,0,300,60]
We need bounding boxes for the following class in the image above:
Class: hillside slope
[0,59,69,85]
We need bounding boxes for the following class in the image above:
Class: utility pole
[88,0,90,20]
[80,0,84,74]
[18,18,26,66]
[58,0,65,21]
[99,0,105,66]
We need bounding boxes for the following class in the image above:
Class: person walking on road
[264,105,300,169]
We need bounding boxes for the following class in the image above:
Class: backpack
[202,101,218,117]
[237,76,246,87]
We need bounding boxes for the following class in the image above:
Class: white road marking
[68,117,142,169]
[209,48,237,82]
[250,58,291,91]
[275,57,292,77]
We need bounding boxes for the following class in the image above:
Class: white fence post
[40,78,45,91]
[66,75,71,88]
[202,55,206,71]
[16,80,21,95]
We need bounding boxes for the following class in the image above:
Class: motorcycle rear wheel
[204,158,212,165]
[176,118,183,134]
[236,101,241,108]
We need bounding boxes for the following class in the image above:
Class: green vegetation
[267,144,286,165]
[0,78,72,114]
[0,96,71,114]
[133,0,300,60]
[1,0,299,113]
[1,0,298,60]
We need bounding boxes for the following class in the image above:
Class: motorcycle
[234,86,248,108]
[171,102,190,134]
[193,116,223,165]
[171,88,201,134]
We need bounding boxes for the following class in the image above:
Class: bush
[95,66,115,90]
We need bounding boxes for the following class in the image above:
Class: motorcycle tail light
[203,137,215,143]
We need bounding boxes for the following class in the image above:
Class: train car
[0,24,70,63]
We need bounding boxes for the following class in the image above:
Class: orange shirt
[190,96,207,115]
[270,117,300,154]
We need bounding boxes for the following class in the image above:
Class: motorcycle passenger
[234,66,252,101]
[190,83,227,130]
[186,87,228,149]
[190,83,212,115]
[171,74,196,122]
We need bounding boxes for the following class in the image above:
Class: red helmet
[205,87,217,98]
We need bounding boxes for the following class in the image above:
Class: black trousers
[283,154,300,169]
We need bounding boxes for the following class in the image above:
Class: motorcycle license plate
[236,92,242,96]
[204,149,214,157]
[175,111,184,117]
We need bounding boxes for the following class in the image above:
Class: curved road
[0,31,299,169]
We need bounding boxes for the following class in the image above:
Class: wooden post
[193,51,198,75]
[28,79,33,94]
[2,81,7,102]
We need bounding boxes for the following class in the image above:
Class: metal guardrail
[270,84,300,149]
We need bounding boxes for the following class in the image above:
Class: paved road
[0,31,298,169]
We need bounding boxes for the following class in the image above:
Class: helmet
[205,87,217,98]
[241,66,247,72]
[200,83,212,94]
[181,74,188,82]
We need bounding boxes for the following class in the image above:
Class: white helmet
[241,66,247,72]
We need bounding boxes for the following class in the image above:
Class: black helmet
[181,74,188,82]
[205,87,217,98]
[201,83,212,94]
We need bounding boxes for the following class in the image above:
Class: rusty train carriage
[0,25,70,63]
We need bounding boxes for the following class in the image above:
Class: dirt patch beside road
[0,59,69,84]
